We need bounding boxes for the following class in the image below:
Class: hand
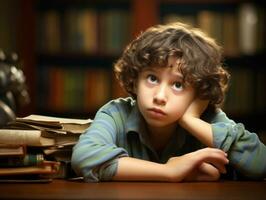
[164,147,228,182]
[181,98,209,120]
[184,162,221,182]
[178,98,213,147]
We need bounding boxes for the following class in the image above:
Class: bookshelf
[159,0,266,133]
[18,0,265,134]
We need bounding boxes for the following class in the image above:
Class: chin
[145,118,172,128]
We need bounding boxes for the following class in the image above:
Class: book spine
[0,154,44,167]
[238,3,259,55]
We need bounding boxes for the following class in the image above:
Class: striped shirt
[71,97,266,182]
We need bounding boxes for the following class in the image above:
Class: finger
[195,148,229,171]
[198,147,228,161]
[199,157,227,174]
[197,163,221,181]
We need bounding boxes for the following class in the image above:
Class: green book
[0,154,44,167]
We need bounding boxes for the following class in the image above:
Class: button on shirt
[71,97,266,182]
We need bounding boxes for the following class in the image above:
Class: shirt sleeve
[211,110,266,179]
[71,108,129,182]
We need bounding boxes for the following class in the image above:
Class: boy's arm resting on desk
[113,148,228,182]
[211,113,266,179]
[71,110,129,182]
[179,99,266,179]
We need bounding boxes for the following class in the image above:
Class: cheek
[136,81,151,100]
[136,83,149,107]
[168,95,195,118]
[169,102,188,119]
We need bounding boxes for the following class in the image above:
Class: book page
[20,114,92,125]
[0,129,55,146]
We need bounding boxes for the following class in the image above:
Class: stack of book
[0,114,92,182]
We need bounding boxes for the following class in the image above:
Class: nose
[153,84,167,106]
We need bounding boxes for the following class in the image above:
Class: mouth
[147,108,166,117]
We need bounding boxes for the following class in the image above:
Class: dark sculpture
[0,49,30,127]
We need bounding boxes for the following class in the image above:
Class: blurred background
[0,0,265,140]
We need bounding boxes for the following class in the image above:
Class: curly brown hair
[114,22,230,108]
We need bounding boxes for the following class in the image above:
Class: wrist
[179,114,195,128]
[114,157,173,182]
[179,115,213,147]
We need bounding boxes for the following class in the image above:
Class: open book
[8,114,92,134]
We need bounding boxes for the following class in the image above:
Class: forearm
[179,115,213,147]
[112,148,228,182]
[112,157,170,182]
[179,99,214,147]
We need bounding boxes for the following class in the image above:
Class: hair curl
[114,22,230,108]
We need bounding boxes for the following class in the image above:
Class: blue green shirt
[71,97,266,182]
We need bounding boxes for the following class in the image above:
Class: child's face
[135,59,195,128]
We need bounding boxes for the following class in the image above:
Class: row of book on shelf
[37,3,265,56]
[36,64,265,116]
[37,8,131,55]
[223,68,266,115]
[163,3,265,56]
[0,114,92,182]
[37,66,126,114]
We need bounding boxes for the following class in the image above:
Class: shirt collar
[125,101,147,136]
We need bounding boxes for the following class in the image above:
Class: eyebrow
[170,73,184,81]
[143,68,184,79]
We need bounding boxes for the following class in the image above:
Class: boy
[71,22,266,182]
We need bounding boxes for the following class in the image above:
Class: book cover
[16,114,92,134]
[0,153,44,167]
[0,144,26,157]
[0,161,60,176]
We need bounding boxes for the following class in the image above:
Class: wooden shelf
[37,53,119,67]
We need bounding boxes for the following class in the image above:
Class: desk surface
[0,179,265,200]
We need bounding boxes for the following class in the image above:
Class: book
[0,144,26,157]
[1,114,92,180]
[42,160,77,179]
[0,129,55,147]
[1,126,83,148]
[0,153,44,167]
[48,67,65,113]
[222,12,239,56]
[42,10,61,53]
[15,114,92,134]
[0,161,60,176]
[0,177,53,183]
[238,3,259,55]
[7,121,67,135]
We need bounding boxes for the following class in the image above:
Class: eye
[147,74,158,84]
[172,81,183,92]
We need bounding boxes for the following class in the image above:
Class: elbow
[71,150,83,177]
[71,153,100,182]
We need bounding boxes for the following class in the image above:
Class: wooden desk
[0,180,265,200]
